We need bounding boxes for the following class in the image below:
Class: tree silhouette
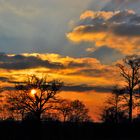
[101,86,127,123]
[117,55,140,122]
[57,100,72,122]
[8,75,63,121]
[101,106,127,123]
[68,100,91,122]
[57,100,91,122]
[42,111,60,122]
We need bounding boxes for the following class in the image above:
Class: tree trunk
[129,89,133,123]
[33,112,41,140]
[63,116,66,122]
[115,109,118,124]
[35,112,41,122]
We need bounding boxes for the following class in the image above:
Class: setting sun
[31,89,37,95]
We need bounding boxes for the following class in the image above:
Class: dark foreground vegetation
[1,121,140,140]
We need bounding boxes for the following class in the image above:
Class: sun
[31,89,37,95]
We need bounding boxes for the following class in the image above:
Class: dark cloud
[79,18,97,26]
[80,24,108,34]
[3,84,112,93]
[66,61,90,68]
[102,0,140,13]
[0,77,9,82]
[77,10,140,37]
[3,86,15,91]
[0,53,63,70]
[62,84,112,93]
[112,24,140,36]
[66,67,116,78]
[108,10,136,22]
[88,46,124,64]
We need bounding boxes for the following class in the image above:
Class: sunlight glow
[31,89,37,95]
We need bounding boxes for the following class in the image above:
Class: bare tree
[101,86,127,123]
[42,111,60,122]
[57,100,91,122]
[56,100,72,122]
[68,100,91,122]
[7,75,63,121]
[101,106,127,123]
[117,55,140,122]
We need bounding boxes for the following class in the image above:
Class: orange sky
[59,91,111,121]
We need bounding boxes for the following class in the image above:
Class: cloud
[67,66,118,80]
[102,0,140,13]
[88,46,124,64]
[0,53,63,70]
[0,77,9,82]
[65,57,101,68]
[62,84,112,93]
[0,52,105,71]
[67,10,140,55]
[80,10,115,20]
[0,52,121,95]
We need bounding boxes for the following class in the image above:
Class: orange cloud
[0,53,120,87]
[80,10,118,20]
[67,10,140,55]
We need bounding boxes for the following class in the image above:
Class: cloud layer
[67,10,140,55]
[0,52,119,93]
[0,53,63,70]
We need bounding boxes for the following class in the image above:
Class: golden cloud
[80,10,118,20]
[67,10,140,55]
[0,53,120,89]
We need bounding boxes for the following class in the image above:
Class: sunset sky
[0,0,140,121]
